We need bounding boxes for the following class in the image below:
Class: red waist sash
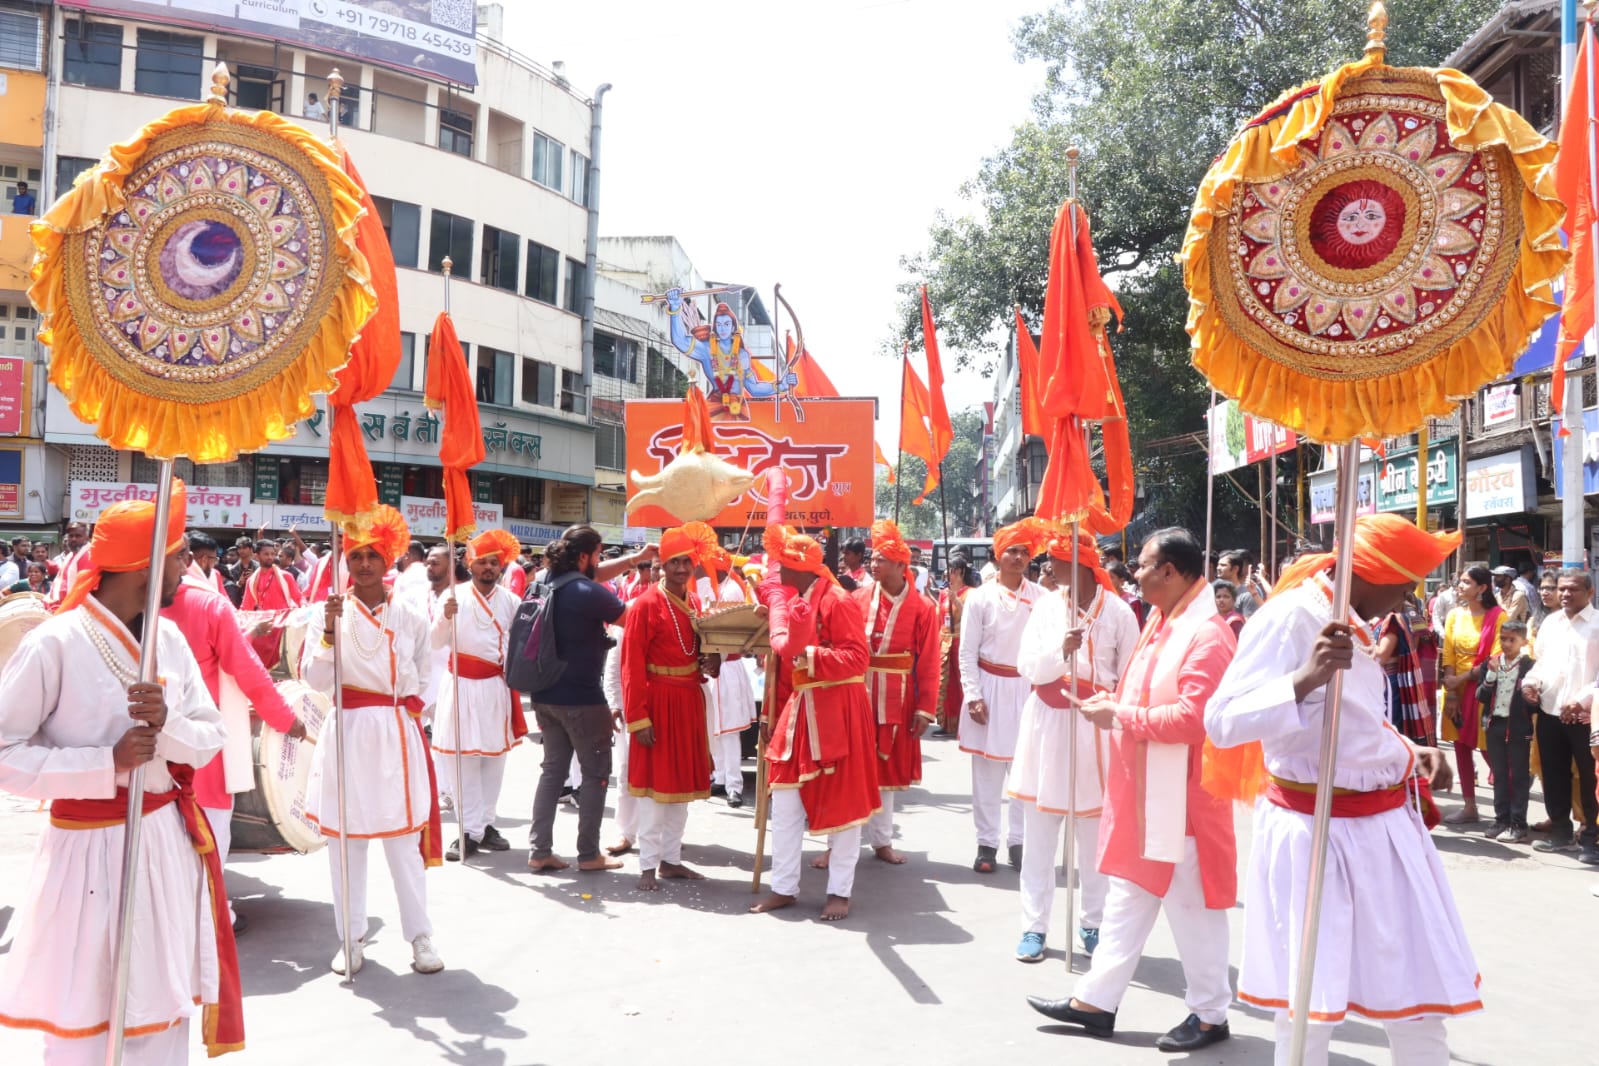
[1265,774,1439,827]
[979,658,1020,678]
[449,652,528,740]
[1032,675,1104,710]
[51,765,244,1056]
[340,687,443,868]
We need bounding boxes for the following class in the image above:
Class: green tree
[899,0,1499,544]
[874,407,989,540]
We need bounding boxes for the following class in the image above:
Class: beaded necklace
[81,601,138,688]
[348,592,391,661]
[660,581,699,658]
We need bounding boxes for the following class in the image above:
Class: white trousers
[637,797,690,871]
[1273,1012,1449,1066]
[206,798,235,923]
[770,788,862,898]
[44,1019,189,1065]
[972,755,1024,847]
[1020,808,1106,934]
[445,754,507,839]
[710,730,743,795]
[613,733,638,841]
[328,832,431,944]
[1073,840,1231,1025]
[867,790,897,849]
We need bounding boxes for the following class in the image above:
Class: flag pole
[442,255,468,867]
[105,459,176,1066]
[1572,2,1599,578]
[1062,147,1083,973]
[895,342,909,524]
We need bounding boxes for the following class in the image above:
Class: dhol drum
[230,679,329,854]
[0,592,49,673]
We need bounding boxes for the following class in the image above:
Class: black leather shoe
[1025,996,1115,1037]
[480,826,511,852]
[1008,843,1024,869]
[445,835,480,862]
[1155,1013,1230,1052]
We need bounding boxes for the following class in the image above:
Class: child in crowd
[1213,580,1245,637]
[1469,619,1536,843]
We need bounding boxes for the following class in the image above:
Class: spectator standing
[1213,580,1245,637]
[1530,571,1559,636]
[1492,566,1530,623]
[1216,551,1264,617]
[304,92,327,120]
[10,180,35,215]
[1439,567,1503,824]
[1375,606,1433,746]
[1522,571,1599,863]
[1468,619,1536,842]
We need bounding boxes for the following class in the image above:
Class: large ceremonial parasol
[29,66,376,1058]
[1179,5,1565,1058]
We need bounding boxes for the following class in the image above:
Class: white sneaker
[411,934,444,974]
[331,940,364,976]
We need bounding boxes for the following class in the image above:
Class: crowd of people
[0,498,1573,1064]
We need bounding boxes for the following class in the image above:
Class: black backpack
[505,571,582,694]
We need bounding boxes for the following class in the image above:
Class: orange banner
[624,397,877,528]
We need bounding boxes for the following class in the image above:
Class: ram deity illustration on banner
[655,285,797,419]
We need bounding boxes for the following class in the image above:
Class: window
[232,64,276,110]
[54,156,96,200]
[521,358,555,407]
[594,333,637,383]
[564,258,585,314]
[524,241,559,304]
[595,422,624,471]
[532,132,563,190]
[568,150,588,205]
[63,20,121,87]
[0,9,42,71]
[439,107,473,156]
[372,196,421,268]
[392,332,416,391]
[561,370,586,416]
[480,226,519,292]
[134,30,202,99]
[646,347,688,398]
[476,347,514,406]
[427,210,473,274]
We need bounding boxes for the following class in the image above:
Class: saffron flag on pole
[920,286,954,469]
[1554,21,1596,436]
[899,356,941,503]
[423,311,484,541]
[1014,306,1048,438]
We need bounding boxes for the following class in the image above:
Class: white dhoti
[613,731,638,841]
[43,1020,191,1066]
[1273,1012,1450,1066]
[329,832,431,944]
[1020,809,1105,933]
[971,754,1025,848]
[703,676,747,797]
[1073,839,1232,1025]
[637,796,690,871]
[442,752,509,839]
[866,790,897,849]
[770,788,861,898]
[432,673,514,837]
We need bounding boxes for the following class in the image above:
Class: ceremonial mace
[324,67,358,987]
[442,253,469,867]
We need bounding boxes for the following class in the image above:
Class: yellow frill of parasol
[1180,52,1566,444]
[29,103,376,462]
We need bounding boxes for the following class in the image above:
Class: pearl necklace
[82,611,137,688]
[468,583,499,635]
[661,582,698,658]
[348,595,390,661]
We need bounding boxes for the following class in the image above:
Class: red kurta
[765,579,879,834]
[853,580,941,790]
[1098,582,1239,909]
[621,582,712,803]
[242,564,303,670]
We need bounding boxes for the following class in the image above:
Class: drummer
[166,533,304,934]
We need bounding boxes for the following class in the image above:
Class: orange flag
[790,336,896,481]
[423,311,483,541]
[1040,201,1123,421]
[899,356,941,504]
[323,149,402,527]
[1555,24,1597,435]
[1014,307,1047,438]
[920,287,954,469]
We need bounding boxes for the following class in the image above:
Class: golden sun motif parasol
[30,68,375,462]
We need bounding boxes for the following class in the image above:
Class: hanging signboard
[1464,448,1538,520]
[1307,462,1377,525]
[1375,441,1458,513]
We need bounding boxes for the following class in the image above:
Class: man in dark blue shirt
[10,182,35,215]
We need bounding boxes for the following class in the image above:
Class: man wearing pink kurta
[1027,527,1238,1053]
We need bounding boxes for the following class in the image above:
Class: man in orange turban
[303,505,445,977]
[750,524,880,921]
[1206,514,1476,1063]
[0,481,247,1061]
[957,517,1049,873]
[621,523,720,891]
[432,527,527,861]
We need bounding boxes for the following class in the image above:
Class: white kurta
[1010,587,1140,815]
[0,599,224,1042]
[430,582,518,756]
[957,578,1043,760]
[302,594,433,837]
[1206,576,1481,1023]
[696,576,757,735]
[419,587,450,718]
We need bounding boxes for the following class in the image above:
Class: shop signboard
[1307,462,1376,524]
[1550,408,1599,498]
[253,458,280,503]
[400,496,502,538]
[1207,399,1298,475]
[0,357,25,436]
[0,448,21,517]
[1375,441,1457,513]
[1481,384,1518,428]
[1464,448,1537,519]
[69,481,255,526]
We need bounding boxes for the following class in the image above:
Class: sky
[502,0,1048,456]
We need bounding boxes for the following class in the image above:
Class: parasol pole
[1286,440,1361,1060]
[105,460,176,1066]
[1204,388,1218,575]
[1270,449,1280,582]
[1415,423,1430,597]
[442,254,468,866]
[326,68,343,143]
[1061,145,1082,973]
[895,341,909,525]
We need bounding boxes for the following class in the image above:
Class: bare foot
[749,892,796,914]
[820,894,851,921]
[873,845,907,865]
[810,851,831,869]
[659,862,705,880]
[578,856,623,872]
[527,855,570,873]
[605,839,635,857]
[637,870,660,892]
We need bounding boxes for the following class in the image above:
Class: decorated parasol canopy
[30,67,376,463]
[1180,4,1566,444]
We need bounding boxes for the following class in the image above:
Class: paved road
[1,733,1595,1064]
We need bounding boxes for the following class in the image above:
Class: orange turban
[660,520,718,564]
[869,519,911,564]
[762,523,838,583]
[1273,513,1463,595]
[993,517,1052,560]
[468,529,521,564]
[1044,528,1117,594]
[57,479,188,614]
[343,505,411,568]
